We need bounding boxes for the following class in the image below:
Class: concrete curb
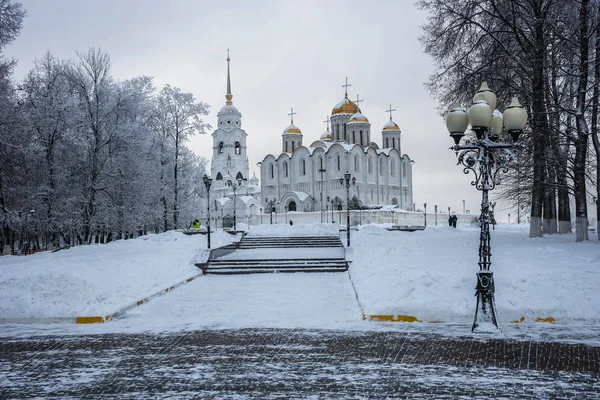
[75,272,204,324]
[346,267,367,321]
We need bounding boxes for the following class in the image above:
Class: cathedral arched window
[337,155,341,171]
[235,142,241,155]
[368,157,372,174]
[218,142,224,153]
[390,159,396,176]
[386,138,389,148]
[392,137,396,149]
[302,159,306,175]
[216,172,223,180]
[379,158,384,175]
[236,172,244,181]
[285,142,288,153]
[359,130,363,146]
[292,141,295,151]
[270,163,274,179]
[354,155,360,172]
[319,156,324,170]
[403,160,407,178]
[285,161,289,177]
[352,131,356,143]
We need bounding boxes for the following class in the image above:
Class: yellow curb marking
[76,316,104,324]
[512,316,526,324]
[369,315,421,323]
[535,317,556,324]
[136,298,148,306]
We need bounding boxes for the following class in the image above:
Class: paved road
[1,328,599,399]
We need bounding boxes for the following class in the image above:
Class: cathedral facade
[260,84,414,215]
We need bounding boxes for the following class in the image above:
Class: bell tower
[211,50,249,194]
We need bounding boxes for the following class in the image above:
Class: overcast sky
[5,0,520,222]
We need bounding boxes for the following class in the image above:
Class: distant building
[259,80,414,214]
[208,53,261,227]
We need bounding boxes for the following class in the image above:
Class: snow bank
[348,224,600,324]
[0,231,236,318]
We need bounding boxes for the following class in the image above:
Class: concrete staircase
[238,235,343,249]
[201,235,348,275]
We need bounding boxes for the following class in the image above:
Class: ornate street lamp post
[330,197,335,223]
[490,201,497,230]
[434,205,438,226]
[339,172,355,247]
[226,175,245,231]
[319,167,326,223]
[424,203,427,227]
[446,82,527,332]
[202,175,213,249]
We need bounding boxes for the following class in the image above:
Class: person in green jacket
[192,219,201,229]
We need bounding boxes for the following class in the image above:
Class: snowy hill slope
[0,223,598,328]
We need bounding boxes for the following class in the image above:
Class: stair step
[210,258,346,264]
[205,268,347,275]
[207,263,347,270]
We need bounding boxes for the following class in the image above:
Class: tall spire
[225,48,233,105]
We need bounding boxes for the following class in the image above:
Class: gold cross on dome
[323,116,330,131]
[386,104,396,120]
[342,77,351,96]
[356,94,363,107]
[288,108,297,124]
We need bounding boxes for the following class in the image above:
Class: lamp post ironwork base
[472,271,499,332]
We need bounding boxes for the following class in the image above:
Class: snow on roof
[334,97,350,109]
[379,204,400,211]
[216,196,230,206]
[292,191,311,202]
[218,104,241,115]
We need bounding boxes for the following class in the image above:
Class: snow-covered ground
[0,223,598,343]
[0,230,239,319]
[348,223,600,324]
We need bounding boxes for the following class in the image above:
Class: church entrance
[288,201,297,212]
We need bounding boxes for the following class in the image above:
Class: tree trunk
[529,8,548,238]
[592,0,600,241]
[573,0,590,242]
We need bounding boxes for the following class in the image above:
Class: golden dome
[383,120,400,131]
[320,131,332,141]
[283,123,302,135]
[332,95,361,115]
[347,112,369,124]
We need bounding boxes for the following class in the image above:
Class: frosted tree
[419,0,597,241]
[20,52,75,247]
[0,0,25,250]
[150,85,210,230]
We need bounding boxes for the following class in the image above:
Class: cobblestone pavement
[1,329,599,399]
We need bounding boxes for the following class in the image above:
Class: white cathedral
[208,54,414,226]
[260,82,414,215]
